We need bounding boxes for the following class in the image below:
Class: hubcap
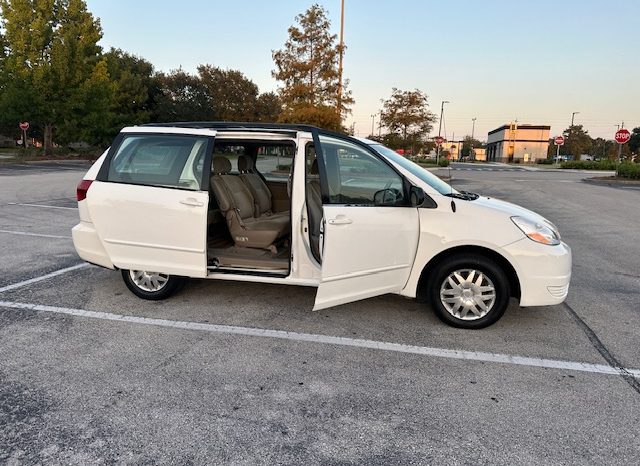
[440,269,496,320]
[129,270,169,292]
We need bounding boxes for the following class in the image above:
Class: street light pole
[370,114,376,137]
[336,0,345,121]
[471,117,477,160]
[571,111,580,127]
[437,100,449,165]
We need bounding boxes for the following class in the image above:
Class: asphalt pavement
[1,162,639,464]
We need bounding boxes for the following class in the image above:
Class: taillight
[76,179,93,201]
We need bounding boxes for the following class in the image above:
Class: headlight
[511,216,561,246]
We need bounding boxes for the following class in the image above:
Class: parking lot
[1,161,639,464]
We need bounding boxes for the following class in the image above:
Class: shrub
[559,160,617,170]
[536,158,553,165]
[438,158,450,167]
[617,162,640,179]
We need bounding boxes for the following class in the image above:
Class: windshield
[368,144,457,195]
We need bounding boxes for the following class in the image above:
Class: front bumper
[503,239,572,307]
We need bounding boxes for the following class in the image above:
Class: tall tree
[254,92,282,122]
[628,127,640,157]
[272,4,353,131]
[150,69,213,122]
[198,65,259,121]
[0,0,107,153]
[103,48,154,139]
[461,136,483,159]
[561,125,593,160]
[379,88,437,155]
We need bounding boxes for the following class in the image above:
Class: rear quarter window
[107,135,208,190]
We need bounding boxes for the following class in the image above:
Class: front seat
[210,156,287,250]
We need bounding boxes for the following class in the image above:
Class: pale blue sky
[86,0,638,140]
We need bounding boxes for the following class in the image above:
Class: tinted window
[256,145,295,181]
[108,135,208,190]
[319,135,406,206]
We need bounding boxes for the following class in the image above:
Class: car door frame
[91,127,216,278]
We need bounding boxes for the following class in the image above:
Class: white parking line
[0,263,89,293]
[0,298,638,379]
[0,229,71,240]
[7,202,77,210]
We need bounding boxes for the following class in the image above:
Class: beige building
[486,124,550,163]
[473,148,487,161]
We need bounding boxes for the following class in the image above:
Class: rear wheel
[121,269,184,300]
[428,254,510,329]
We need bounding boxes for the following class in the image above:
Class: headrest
[212,156,232,175]
[310,159,319,175]
[238,155,255,173]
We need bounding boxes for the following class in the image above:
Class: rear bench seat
[210,156,288,251]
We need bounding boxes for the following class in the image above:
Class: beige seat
[238,155,289,221]
[306,159,323,261]
[210,157,288,250]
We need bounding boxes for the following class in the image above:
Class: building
[486,124,550,163]
[473,148,487,161]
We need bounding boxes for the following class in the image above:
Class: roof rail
[140,121,321,132]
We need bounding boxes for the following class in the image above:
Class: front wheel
[121,269,184,300]
[428,255,510,329]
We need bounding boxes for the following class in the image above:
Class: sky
[85,0,639,141]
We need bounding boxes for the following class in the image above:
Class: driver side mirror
[410,186,426,207]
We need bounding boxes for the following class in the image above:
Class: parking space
[1,163,639,463]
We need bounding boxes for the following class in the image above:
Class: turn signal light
[76,179,93,201]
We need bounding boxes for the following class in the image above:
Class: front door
[89,130,214,278]
[313,134,419,310]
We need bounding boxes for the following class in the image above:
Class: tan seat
[238,155,289,221]
[210,157,288,250]
[306,159,323,261]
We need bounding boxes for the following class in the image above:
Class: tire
[428,254,510,329]
[121,269,184,301]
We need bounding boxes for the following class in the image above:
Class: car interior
[207,140,296,274]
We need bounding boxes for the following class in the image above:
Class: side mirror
[410,186,426,207]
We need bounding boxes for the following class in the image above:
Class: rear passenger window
[255,145,295,181]
[108,135,208,190]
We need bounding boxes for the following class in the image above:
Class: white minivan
[72,123,571,329]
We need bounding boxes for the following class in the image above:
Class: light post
[571,111,580,127]
[370,114,376,137]
[337,0,345,120]
[471,117,477,160]
[436,100,449,165]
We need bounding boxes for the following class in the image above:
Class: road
[1,161,639,464]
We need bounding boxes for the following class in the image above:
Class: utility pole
[571,111,580,127]
[471,117,477,160]
[436,100,449,165]
[336,0,345,122]
[617,121,624,162]
[370,114,376,137]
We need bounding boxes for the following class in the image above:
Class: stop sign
[554,135,565,146]
[19,122,29,131]
[615,129,631,144]
[435,136,444,145]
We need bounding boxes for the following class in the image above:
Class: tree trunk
[44,124,53,157]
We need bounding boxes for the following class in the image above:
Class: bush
[438,158,450,167]
[536,158,553,165]
[559,160,617,170]
[617,162,640,179]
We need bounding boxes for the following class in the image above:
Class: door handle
[328,217,352,225]
[180,198,204,207]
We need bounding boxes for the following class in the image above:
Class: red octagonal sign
[19,122,29,131]
[554,135,565,146]
[615,129,630,144]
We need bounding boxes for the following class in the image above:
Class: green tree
[150,69,213,122]
[628,127,640,156]
[461,136,483,159]
[0,0,107,153]
[254,91,282,122]
[379,88,436,155]
[103,48,154,139]
[272,4,353,131]
[561,125,593,160]
[198,65,259,121]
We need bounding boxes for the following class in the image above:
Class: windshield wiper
[444,191,479,201]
